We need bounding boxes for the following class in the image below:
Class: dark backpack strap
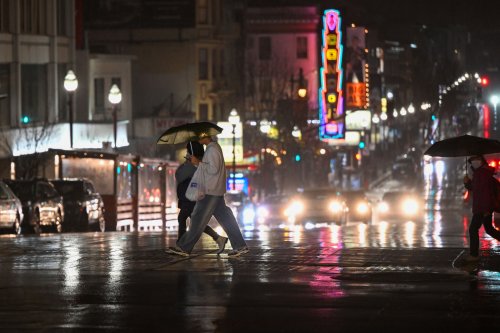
[177,177,192,202]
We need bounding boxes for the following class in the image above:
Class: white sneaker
[216,236,228,255]
[227,246,249,258]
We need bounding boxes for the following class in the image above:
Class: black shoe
[166,246,190,257]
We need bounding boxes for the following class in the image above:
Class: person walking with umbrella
[463,155,500,261]
[167,134,248,257]
[175,141,228,252]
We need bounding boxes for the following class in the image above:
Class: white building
[0,0,133,158]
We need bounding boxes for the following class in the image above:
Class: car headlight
[329,200,343,213]
[378,202,389,213]
[242,207,255,224]
[284,200,305,217]
[402,199,418,216]
[256,206,269,218]
[356,202,370,214]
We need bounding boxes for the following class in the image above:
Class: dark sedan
[285,188,348,225]
[4,179,64,233]
[342,190,373,224]
[0,180,24,234]
[377,191,423,222]
[51,178,105,232]
[255,194,290,226]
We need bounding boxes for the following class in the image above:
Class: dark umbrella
[424,134,500,174]
[424,134,500,157]
[156,122,223,145]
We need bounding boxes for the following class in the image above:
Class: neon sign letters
[319,9,345,139]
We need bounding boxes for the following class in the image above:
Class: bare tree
[0,122,54,179]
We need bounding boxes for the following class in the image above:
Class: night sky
[249,0,500,31]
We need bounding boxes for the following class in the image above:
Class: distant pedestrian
[167,135,248,257]
[175,141,228,252]
[463,155,500,261]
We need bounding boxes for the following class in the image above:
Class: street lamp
[64,70,78,149]
[108,84,122,149]
[491,95,499,112]
[228,108,240,190]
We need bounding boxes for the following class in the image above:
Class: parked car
[341,190,372,224]
[285,188,348,225]
[50,178,105,232]
[3,179,64,233]
[377,191,423,221]
[392,156,418,181]
[0,180,24,234]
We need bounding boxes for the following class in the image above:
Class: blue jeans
[177,195,247,253]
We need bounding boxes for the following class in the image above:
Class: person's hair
[468,155,487,164]
[186,141,204,159]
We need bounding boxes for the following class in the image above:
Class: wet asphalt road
[2,160,500,332]
[2,211,500,332]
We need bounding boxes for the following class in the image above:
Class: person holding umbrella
[167,134,248,257]
[463,155,500,262]
[175,141,228,252]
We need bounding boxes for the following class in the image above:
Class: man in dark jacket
[463,155,500,261]
[176,141,228,252]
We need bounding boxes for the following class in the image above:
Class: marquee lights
[319,9,345,139]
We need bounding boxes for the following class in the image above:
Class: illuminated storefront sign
[319,9,345,140]
[217,121,243,163]
[345,27,369,110]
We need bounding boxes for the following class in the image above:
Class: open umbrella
[424,134,500,175]
[424,134,500,157]
[156,122,223,145]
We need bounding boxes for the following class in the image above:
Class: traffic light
[294,154,301,162]
[358,140,366,149]
[480,76,489,86]
[21,116,30,124]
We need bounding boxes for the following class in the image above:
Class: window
[220,49,225,77]
[56,0,67,36]
[0,64,9,126]
[21,64,47,123]
[0,0,10,32]
[197,0,208,24]
[212,49,217,80]
[199,48,208,80]
[259,37,271,60]
[199,104,208,121]
[20,0,47,35]
[211,0,217,25]
[297,37,308,59]
[94,78,105,114]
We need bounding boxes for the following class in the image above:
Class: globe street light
[64,70,78,149]
[228,108,240,190]
[108,84,122,149]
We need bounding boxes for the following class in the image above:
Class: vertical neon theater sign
[319,9,345,139]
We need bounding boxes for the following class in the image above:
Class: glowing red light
[489,161,497,168]
[481,77,489,86]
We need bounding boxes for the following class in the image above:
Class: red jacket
[465,165,495,214]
